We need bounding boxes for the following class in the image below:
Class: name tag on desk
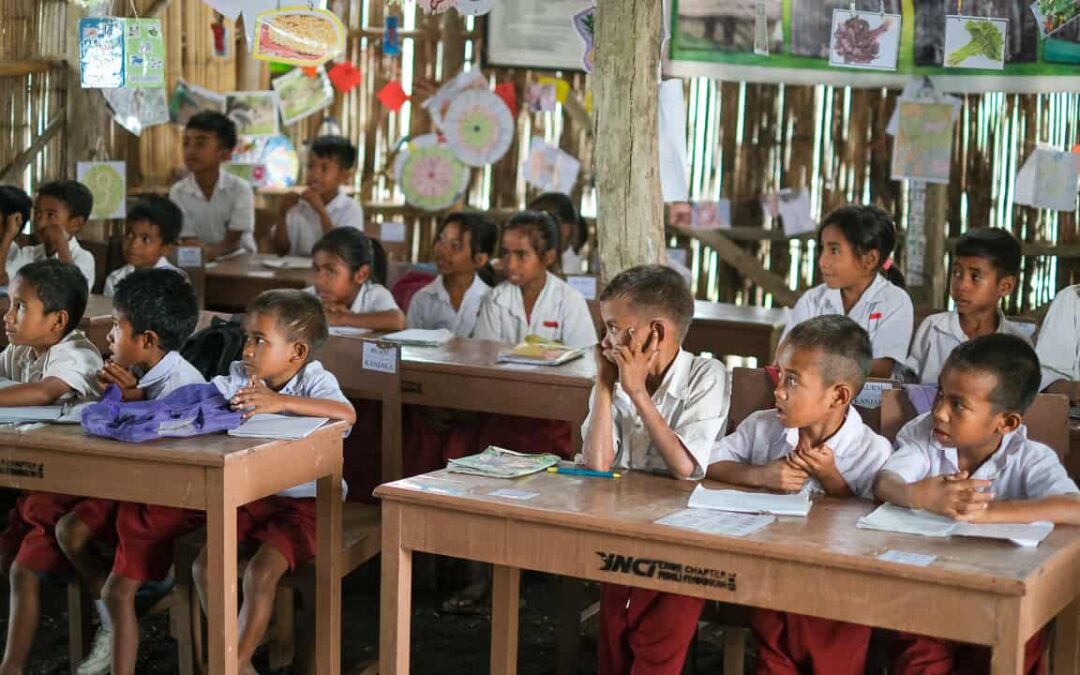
[176,246,203,267]
[362,342,398,374]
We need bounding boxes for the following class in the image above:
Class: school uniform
[169,170,256,254]
[473,272,598,348]
[102,256,184,297]
[0,332,103,574]
[903,310,1032,385]
[562,247,586,275]
[8,237,96,291]
[784,274,914,363]
[283,188,364,256]
[709,406,893,675]
[884,413,1078,675]
[1036,283,1080,391]
[588,350,729,675]
[405,274,490,337]
[303,281,399,314]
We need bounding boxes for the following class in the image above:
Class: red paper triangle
[377,80,409,112]
[494,82,517,118]
[328,61,362,93]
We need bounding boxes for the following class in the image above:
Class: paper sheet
[687,485,812,517]
[858,503,1055,546]
[691,200,732,230]
[656,508,776,537]
[227,414,328,439]
[1014,146,1079,212]
[658,80,689,202]
[891,100,956,184]
[877,549,937,567]
[379,328,454,346]
[329,326,372,338]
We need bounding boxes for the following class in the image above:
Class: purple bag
[81,383,243,443]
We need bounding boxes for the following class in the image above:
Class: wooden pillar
[593,0,665,281]
[907,182,948,308]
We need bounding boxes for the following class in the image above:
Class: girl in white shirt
[528,192,589,275]
[406,212,497,337]
[784,205,913,378]
[473,210,597,348]
[309,227,405,331]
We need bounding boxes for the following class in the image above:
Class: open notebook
[227,414,329,440]
[497,341,584,366]
[447,446,560,478]
[379,328,454,346]
[857,503,1054,547]
[687,484,812,517]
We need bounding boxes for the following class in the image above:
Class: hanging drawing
[441,90,515,167]
[252,7,346,67]
[828,8,902,70]
[396,134,471,211]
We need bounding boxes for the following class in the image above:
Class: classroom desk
[376,470,1080,675]
[683,301,790,363]
[0,422,347,675]
[0,294,114,352]
[204,256,310,313]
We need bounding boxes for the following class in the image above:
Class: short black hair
[599,265,695,339]
[527,192,587,253]
[127,196,183,245]
[820,204,905,289]
[248,289,329,356]
[185,110,238,151]
[941,333,1041,413]
[780,315,872,391]
[954,227,1021,278]
[312,227,387,284]
[503,210,561,267]
[0,186,32,227]
[37,180,94,221]
[15,259,88,335]
[113,269,199,352]
[310,135,358,170]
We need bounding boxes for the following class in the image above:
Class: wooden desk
[0,423,347,675]
[377,471,1080,675]
[204,256,309,313]
[683,301,790,363]
[0,294,114,352]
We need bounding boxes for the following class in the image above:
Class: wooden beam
[0,58,65,78]
[676,227,799,307]
[0,114,64,182]
[146,0,173,18]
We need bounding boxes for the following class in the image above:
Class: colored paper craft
[77,162,127,220]
[441,89,515,166]
[455,0,495,16]
[103,87,170,135]
[494,82,517,117]
[327,61,361,93]
[1031,0,1080,37]
[272,66,333,126]
[396,135,471,211]
[383,15,401,56]
[81,18,164,89]
[1014,146,1080,211]
[522,138,580,195]
[377,80,409,112]
[421,69,487,129]
[168,79,226,125]
[537,76,570,104]
[225,91,279,137]
[573,6,595,72]
[525,82,557,112]
[253,7,345,67]
[891,100,955,184]
[124,19,167,88]
[691,200,731,230]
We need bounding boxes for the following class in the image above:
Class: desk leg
[206,472,238,675]
[1054,596,1080,673]
[490,565,520,675]
[380,502,412,674]
[990,605,1024,675]
[315,472,342,674]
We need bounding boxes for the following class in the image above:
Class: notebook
[259,256,311,270]
[497,340,585,366]
[379,328,454,346]
[857,504,1054,547]
[227,414,329,440]
[328,326,371,338]
[687,484,812,517]
[0,406,66,424]
[447,445,560,478]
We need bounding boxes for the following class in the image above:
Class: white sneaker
[76,627,112,675]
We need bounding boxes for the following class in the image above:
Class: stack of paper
[857,504,1054,547]
[0,407,66,424]
[687,485,812,517]
[227,414,328,440]
[498,339,584,366]
[447,445,560,478]
[655,509,776,537]
[380,328,454,346]
[260,256,312,270]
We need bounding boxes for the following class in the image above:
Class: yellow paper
[538,76,570,104]
[585,90,593,114]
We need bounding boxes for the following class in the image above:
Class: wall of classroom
[1,0,1078,314]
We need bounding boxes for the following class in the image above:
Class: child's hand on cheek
[594,344,617,391]
[612,328,659,399]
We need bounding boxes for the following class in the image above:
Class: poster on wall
[485,0,594,71]
[665,0,1080,93]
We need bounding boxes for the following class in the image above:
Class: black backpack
[181,317,246,381]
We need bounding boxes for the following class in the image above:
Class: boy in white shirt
[0,180,97,290]
[708,315,892,675]
[56,268,203,675]
[169,111,255,260]
[903,227,1030,384]
[582,265,729,675]
[875,333,1079,674]
[273,135,364,257]
[103,196,185,297]
[1035,283,1080,400]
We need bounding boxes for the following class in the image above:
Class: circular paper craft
[441,89,514,167]
[82,164,125,219]
[398,137,470,211]
[260,135,300,188]
[454,0,494,16]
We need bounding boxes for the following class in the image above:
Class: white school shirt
[0,330,103,402]
[579,350,729,479]
[213,359,353,499]
[784,275,914,363]
[472,272,597,348]
[883,413,1079,500]
[8,237,96,291]
[562,247,586,275]
[709,406,892,499]
[405,274,490,337]
[102,257,183,297]
[303,282,399,314]
[169,171,256,253]
[904,310,1033,385]
[283,189,365,256]
[1036,284,1080,391]
[136,351,205,400]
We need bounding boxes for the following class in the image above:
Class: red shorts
[237,497,316,571]
[598,583,704,675]
[750,609,872,675]
[0,492,83,574]
[70,498,118,546]
[112,503,204,581]
[893,628,1047,675]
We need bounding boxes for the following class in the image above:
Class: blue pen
[547,466,622,479]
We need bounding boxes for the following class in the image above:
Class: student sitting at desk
[528,192,588,275]
[902,227,1028,384]
[308,227,405,331]
[875,334,1080,675]
[406,211,497,337]
[707,315,892,675]
[103,196,186,297]
[582,265,729,675]
[169,111,256,260]
[0,185,31,281]
[193,289,354,675]
[0,260,103,675]
[1035,282,1080,402]
[272,135,364,257]
[56,268,203,675]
